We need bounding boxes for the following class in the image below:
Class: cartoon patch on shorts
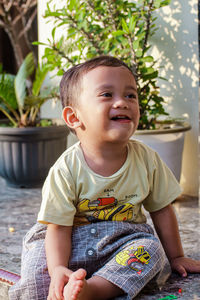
[115,245,151,275]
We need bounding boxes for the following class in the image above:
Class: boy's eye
[126,94,137,99]
[101,92,112,97]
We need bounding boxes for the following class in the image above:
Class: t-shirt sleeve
[37,164,76,226]
[142,150,182,212]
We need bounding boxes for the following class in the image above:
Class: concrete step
[0,269,20,300]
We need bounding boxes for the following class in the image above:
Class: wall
[38,0,199,196]
[150,0,199,196]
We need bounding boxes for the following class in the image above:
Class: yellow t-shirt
[37,140,182,226]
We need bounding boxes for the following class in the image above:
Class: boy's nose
[113,97,128,109]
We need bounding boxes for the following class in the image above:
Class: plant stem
[1,98,20,122]
[66,13,104,55]
[0,107,17,127]
[143,0,154,54]
[31,107,39,124]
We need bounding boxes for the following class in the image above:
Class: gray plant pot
[0,123,69,188]
[133,122,191,182]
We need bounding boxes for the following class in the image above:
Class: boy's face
[73,66,140,144]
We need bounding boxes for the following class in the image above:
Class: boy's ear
[62,106,82,129]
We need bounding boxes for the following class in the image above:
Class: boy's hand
[170,256,200,278]
[47,265,73,300]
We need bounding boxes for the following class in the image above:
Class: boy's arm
[150,204,200,277]
[45,223,73,300]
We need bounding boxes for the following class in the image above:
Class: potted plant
[0,52,69,187]
[36,0,190,181]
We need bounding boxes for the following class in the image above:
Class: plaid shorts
[9,221,166,300]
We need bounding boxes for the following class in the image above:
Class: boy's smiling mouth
[111,115,131,123]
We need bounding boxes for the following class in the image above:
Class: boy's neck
[80,140,128,177]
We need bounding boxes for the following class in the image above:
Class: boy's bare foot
[63,268,89,300]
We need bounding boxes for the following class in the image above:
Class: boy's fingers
[48,283,62,300]
[55,284,64,300]
[190,261,200,272]
[55,272,71,299]
[174,264,187,277]
[64,268,73,278]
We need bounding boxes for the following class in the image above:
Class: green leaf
[51,27,56,40]
[56,36,64,49]
[32,41,47,46]
[159,0,171,7]
[39,119,53,127]
[0,74,18,110]
[143,71,159,81]
[121,18,129,33]
[140,56,154,63]
[159,76,168,81]
[57,69,64,76]
[32,64,50,97]
[132,40,139,50]
[68,0,77,11]
[154,0,162,8]
[136,49,143,57]
[136,31,146,41]
[129,16,136,32]
[14,53,35,109]
[111,30,125,37]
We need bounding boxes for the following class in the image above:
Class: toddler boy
[9,56,200,300]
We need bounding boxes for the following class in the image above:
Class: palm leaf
[14,52,35,109]
[0,74,18,110]
[32,64,50,97]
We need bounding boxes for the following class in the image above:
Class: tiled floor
[0,176,200,299]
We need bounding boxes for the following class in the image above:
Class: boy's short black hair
[60,55,136,108]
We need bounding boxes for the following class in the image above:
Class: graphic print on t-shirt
[77,196,134,223]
